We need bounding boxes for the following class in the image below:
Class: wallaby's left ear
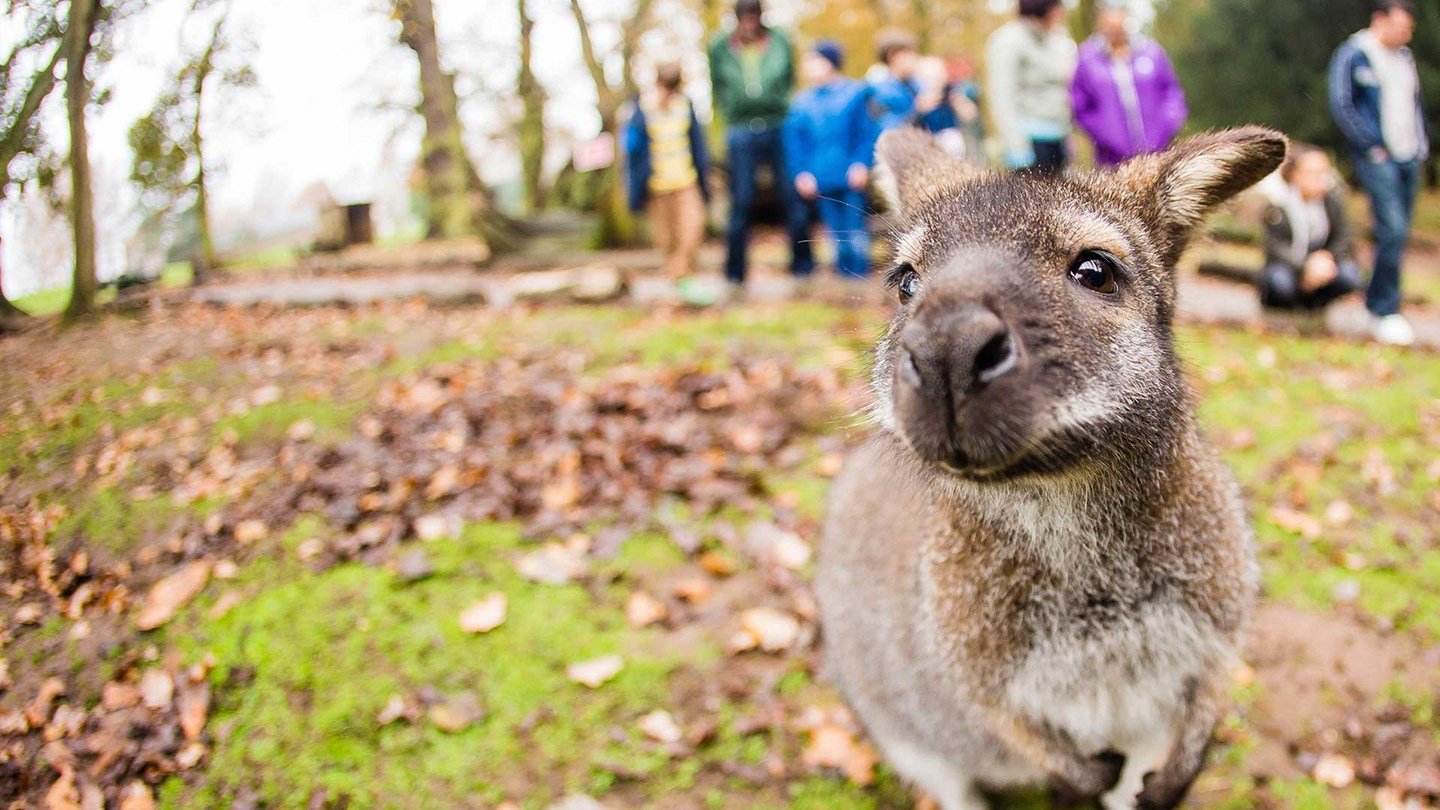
[874,127,985,218]
[1116,126,1288,262]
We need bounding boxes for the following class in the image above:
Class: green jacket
[708,27,795,128]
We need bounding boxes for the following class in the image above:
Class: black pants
[1259,259,1361,310]
[1030,138,1068,175]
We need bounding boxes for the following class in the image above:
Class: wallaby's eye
[890,264,922,303]
[1068,252,1120,296]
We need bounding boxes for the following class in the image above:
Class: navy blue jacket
[782,78,877,194]
[622,96,711,212]
[1328,35,1429,161]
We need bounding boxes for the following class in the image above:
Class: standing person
[623,63,712,299]
[1329,0,1427,346]
[945,53,987,164]
[1070,1,1187,167]
[1259,144,1363,311]
[708,0,810,295]
[869,32,959,136]
[784,41,874,281]
[986,0,1077,174]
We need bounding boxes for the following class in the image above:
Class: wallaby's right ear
[1113,127,1288,265]
[874,128,983,217]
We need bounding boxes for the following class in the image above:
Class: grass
[6,302,1437,808]
[160,521,708,808]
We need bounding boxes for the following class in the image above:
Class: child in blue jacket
[783,41,876,280]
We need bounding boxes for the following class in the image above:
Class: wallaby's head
[871,127,1286,482]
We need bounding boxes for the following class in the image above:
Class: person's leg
[673,184,706,278]
[724,128,758,285]
[769,128,814,277]
[835,190,871,278]
[1354,157,1407,317]
[1258,261,1301,309]
[1304,259,1362,309]
[648,190,680,278]
[1031,139,1067,175]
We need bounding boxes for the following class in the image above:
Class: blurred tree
[62,0,101,321]
[797,0,995,79]
[1070,0,1098,40]
[129,0,254,285]
[392,0,515,252]
[1161,0,1440,163]
[0,1,64,324]
[566,0,654,247]
[516,0,547,212]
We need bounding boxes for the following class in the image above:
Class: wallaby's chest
[924,545,1214,750]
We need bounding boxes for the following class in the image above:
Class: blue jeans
[1352,155,1419,317]
[816,190,871,278]
[1259,259,1361,310]
[725,125,813,283]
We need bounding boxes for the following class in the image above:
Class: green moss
[213,397,361,446]
[1180,325,1440,638]
[162,521,694,808]
[50,487,222,555]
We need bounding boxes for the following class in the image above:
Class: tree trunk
[190,16,223,284]
[567,0,652,248]
[516,0,546,212]
[0,262,24,323]
[63,0,99,323]
[1072,0,1098,41]
[910,0,931,52]
[393,0,513,251]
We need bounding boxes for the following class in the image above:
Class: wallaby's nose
[899,303,1019,400]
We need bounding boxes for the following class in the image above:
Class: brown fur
[818,128,1286,809]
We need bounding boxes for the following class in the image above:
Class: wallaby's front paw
[1134,765,1200,810]
[1050,750,1126,801]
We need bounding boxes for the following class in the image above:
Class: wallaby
[816,127,1287,810]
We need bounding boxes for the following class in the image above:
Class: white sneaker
[1371,313,1416,347]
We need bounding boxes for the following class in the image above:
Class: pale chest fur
[1002,600,1226,754]
[920,524,1233,755]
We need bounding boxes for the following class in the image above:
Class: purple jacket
[1070,35,1187,166]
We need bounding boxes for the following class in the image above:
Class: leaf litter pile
[1,300,1438,808]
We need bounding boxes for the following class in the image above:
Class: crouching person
[1260,144,1361,310]
[624,62,711,285]
[783,41,874,281]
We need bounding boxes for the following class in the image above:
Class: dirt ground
[2,295,1438,809]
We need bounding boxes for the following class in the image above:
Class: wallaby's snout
[895,266,1023,468]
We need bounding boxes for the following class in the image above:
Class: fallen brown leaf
[1313,753,1356,788]
[117,780,156,810]
[139,669,174,710]
[625,591,668,628]
[801,723,877,786]
[25,678,66,727]
[136,561,211,630]
[736,607,802,653]
[637,710,682,744]
[567,655,624,688]
[234,519,269,544]
[516,543,589,585]
[427,692,486,732]
[460,593,508,634]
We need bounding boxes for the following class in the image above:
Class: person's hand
[1369,145,1390,164]
[915,87,944,114]
[795,172,819,200]
[846,164,869,191]
[1004,148,1036,170]
[1302,251,1339,292]
[953,94,980,123]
